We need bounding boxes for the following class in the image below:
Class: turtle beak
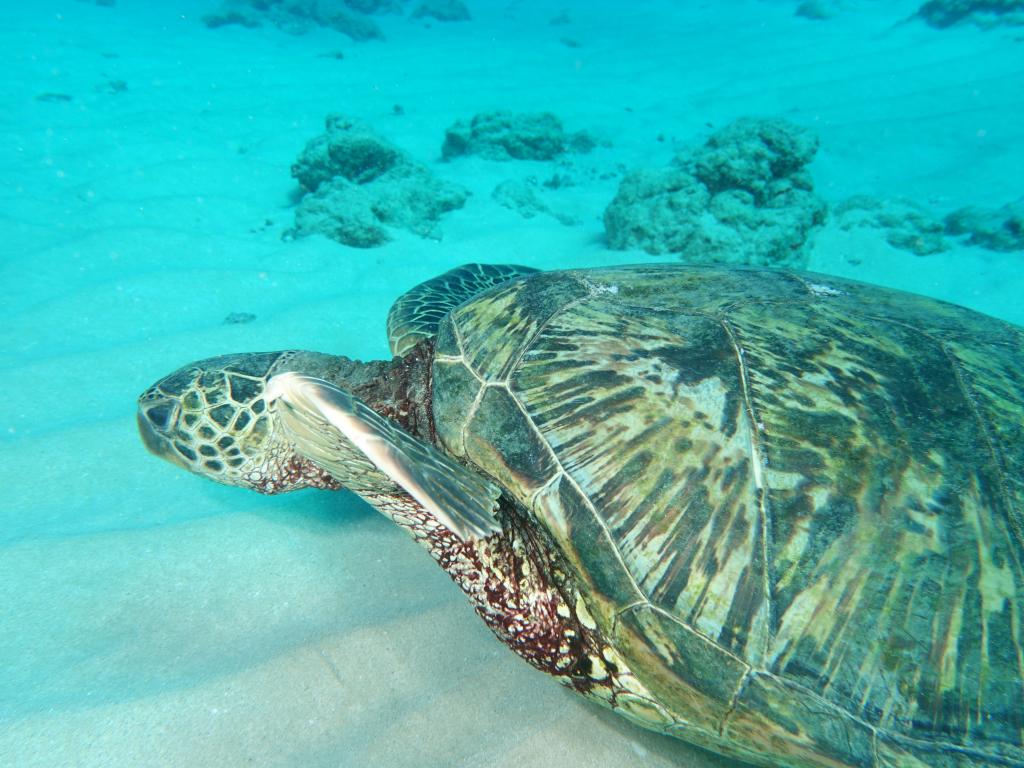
[136,399,189,470]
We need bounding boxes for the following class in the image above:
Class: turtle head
[137,351,343,494]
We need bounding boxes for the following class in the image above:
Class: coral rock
[835,196,948,256]
[442,111,595,161]
[203,1,385,41]
[916,0,1024,28]
[692,117,819,203]
[604,117,826,267]
[292,114,403,192]
[290,115,467,247]
[796,0,842,20]
[945,198,1024,251]
[412,0,472,22]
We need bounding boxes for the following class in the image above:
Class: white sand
[1,1,1021,766]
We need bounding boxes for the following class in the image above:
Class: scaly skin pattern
[366,488,672,723]
[137,347,432,495]
[245,452,342,495]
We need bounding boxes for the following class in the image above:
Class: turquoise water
[1,2,1022,766]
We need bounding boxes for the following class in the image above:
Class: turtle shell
[429,264,1023,768]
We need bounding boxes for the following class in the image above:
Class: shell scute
[450,271,589,382]
[947,334,1024,556]
[615,605,748,729]
[724,672,876,767]
[464,385,557,499]
[724,299,1023,745]
[510,297,770,661]
[430,359,480,457]
[533,475,646,622]
[433,312,461,358]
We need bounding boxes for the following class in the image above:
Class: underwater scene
[2,1,1023,766]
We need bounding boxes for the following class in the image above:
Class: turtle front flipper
[386,263,539,356]
[267,372,502,540]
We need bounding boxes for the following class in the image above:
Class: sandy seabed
[1,1,1021,766]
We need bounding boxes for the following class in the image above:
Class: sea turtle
[137,263,1023,768]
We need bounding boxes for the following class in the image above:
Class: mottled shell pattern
[427,264,1023,768]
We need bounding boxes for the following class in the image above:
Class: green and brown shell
[386,263,538,357]
[427,264,1023,768]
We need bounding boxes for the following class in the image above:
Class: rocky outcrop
[916,0,1024,28]
[604,117,826,268]
[288,115,468,247]
[442,111,596,162]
